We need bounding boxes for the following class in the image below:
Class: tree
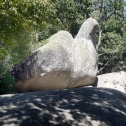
[51,0,92,37]
[0,0,56,94]
[90,0,126,74]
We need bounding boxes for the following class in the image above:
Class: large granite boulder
[11,18,99,92]
[93,71,126,93]
[0,87,126,126]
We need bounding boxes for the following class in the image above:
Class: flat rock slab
[93,71,126,93]
[0,87,126,126]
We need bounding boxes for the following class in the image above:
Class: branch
[98,60,109,74]
[98,53,105,57]
[106,11,116,20]
[99,51,112,57]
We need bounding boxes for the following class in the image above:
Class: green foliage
[0,69,16,94]
[0,0,56,94]
[52,0,92,36]
[37,0,93,40]
[90,0,126,74]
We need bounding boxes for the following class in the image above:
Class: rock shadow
[0,87,126,126]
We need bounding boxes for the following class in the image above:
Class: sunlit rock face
[93,71,126,93]
[11,18,99,92]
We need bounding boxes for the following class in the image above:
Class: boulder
[0,87,126,126]
[93,71,126,93]
[11,18,99,92]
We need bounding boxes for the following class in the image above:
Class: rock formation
[92,71,126,93]
[11,18,99,92]
[0,87,126,126]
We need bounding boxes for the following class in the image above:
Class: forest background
[0,0,126,94]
